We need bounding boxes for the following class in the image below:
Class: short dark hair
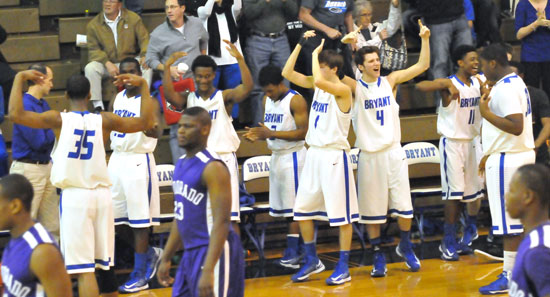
[183,106,211,126]
[354,46,380,67]
[191,55,217,72]
[508,61,525,75]
[66,74,90,101]
[259,65,284,87]
[178,0,185,6]
[516,164,550,207]
[480,44,509,67]
[27,64,47,86]
[0,174,34,212]
[452,44,477,66]
[500,42,513,55]
[119,57,141,72]
[318,49,344,78]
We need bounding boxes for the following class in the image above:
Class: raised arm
[8,71,62,130]
[197,0,218,20]
[163,51,190,110]
[102,74,155,134]
[222,40,253,103]
[387,20,430,88]
[31,244,73,297]
[312,40,351,98]
[282,31,315,89]
[198,160,232,297]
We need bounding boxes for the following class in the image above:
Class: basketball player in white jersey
[162,41,253,234]
[282,34,358,285]
[108,57,164,293]
[349,20,429,277]
[477,44,535,295]
[9,70,155,297]
[416,45,484,261]
[244,64,309,269]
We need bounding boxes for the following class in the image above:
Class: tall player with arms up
[9,70,155,297]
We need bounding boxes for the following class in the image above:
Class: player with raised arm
[8,70,155,297]
[282,32,358,285]
[157,106,244,297]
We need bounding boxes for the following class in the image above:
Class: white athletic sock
[287,234,299,238]
[503,251,517,276]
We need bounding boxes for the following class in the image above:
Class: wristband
[298,36,308,46]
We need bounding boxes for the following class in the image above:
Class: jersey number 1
[68,129,95,160]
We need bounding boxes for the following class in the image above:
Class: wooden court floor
[120,255,503,297]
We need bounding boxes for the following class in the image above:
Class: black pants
[473,0,502,47]
[523,61,550,99]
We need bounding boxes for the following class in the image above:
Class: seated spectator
[85,0,151,111]
[146,0,209,163]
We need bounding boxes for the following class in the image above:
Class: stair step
[0,0,19,7]
[0,7,39,33]
[0,33,60,63]
[44,91,70,112]
[59,12,165,43]
[40,0,101,16]
[11,59,81,90]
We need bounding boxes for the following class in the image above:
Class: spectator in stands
[0,87,7,177]
[515,0,550,99]
[242,0,299,126]
[351,0,401,50]
[146,0,209,163]
[510,61,550,165]
[85,0,150,111]
[0,24,16,114]
[125,0,144,15]
[298,0,355,79]
[471,0,503,47]
[9,64,59,241]
[198,0,243,121]
[410,0,473,81]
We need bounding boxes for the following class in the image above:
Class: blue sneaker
[439,236,459,261]
[291,258,325,282]
[119,271,149,293]
[396,243,421,272]
[458,224,478,254]
[479,271,509,295]
[370,252,387,277]
[145,247,163,281]
[326,262,351,285]
[277,249,303,269]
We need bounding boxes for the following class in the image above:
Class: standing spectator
[85,0,151,111]
[0,87,8,177]
[146,0,209,163]
[0,24,16,114]
[515,0,550,99]
[243,0,298,126]
[471,0,503,47]
[298,0,355,79]
[9,64,59,240]
[416,0,473,81]
[351,0,401,50]
[198,0,243,120]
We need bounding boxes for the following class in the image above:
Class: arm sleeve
[384,3,402,37]
[233,0,243,17]
[300,0,316,11]
[145,32,162,70]
[515,1,527,33]
[525,248,550,297]
[135,19,150,57]
[86,23,109,64]
[464,0,475,21]
[199,25,209,51]
[242,0,268,20]
[197,0,216,21]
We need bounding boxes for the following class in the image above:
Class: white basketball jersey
[482,73,535,155]
[437,75,481,140]
[353,77,400,152]
[50,112,111,189]
[110,90,157,153]
[264,89,305,152]
[305,88,351,150]
[187,90,240,153]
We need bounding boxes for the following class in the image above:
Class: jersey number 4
[68,129,95,160]
[376,110,384,126]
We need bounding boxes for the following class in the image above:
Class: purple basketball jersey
[510,222,550,297]
[1,223,57,297]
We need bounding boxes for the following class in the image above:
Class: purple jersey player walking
[0,174,72,297]
[157,106,244,297]
[506,164,550,297]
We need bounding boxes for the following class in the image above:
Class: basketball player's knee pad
[96,268,118,293]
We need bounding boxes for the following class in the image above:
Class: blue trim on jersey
[71,111,90,115]
[95,258,111,266]
[361,215,387,221]
[499,74,519,85]
[292,151,299,194]
[388,209,414,216]
[450,75,465,87]
[114,218,153,224]
[464,190,483,200]
[443,137,450,200]
[330,217,347,223]
[294,211,328,217]
[510,224,523,230]
[270,208,293,214]
[377,77,381,87]
[152,217,162,222]
[231,212,239,217]
[59,191,63,217]
[146,153,152,203]
[499,153,508,234]
[66,263,96,270]
[359,79,370,89]
[343,150,351,224]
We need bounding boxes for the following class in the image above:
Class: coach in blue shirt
[9,64,59,240]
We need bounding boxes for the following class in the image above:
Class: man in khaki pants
[9,64,59,241]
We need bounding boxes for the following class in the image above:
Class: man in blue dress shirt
[9,64,59,240]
